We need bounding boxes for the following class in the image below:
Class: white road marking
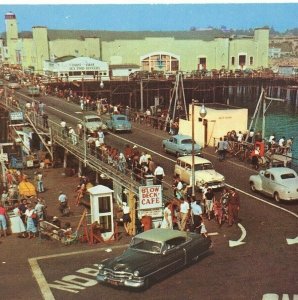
[286,236,298,245]
[47,105,82,122]
[229,223,247,247]
[29,245,127,300]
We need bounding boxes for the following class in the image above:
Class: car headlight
[98,264,104,270]
[133,270,140,277]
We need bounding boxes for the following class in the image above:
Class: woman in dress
[0,203,8,237]
[160,202,173,229]
[13,203,26,237]
[213,198,223,226]
[25,204,37,239]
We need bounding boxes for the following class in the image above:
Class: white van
[174,156,225,189]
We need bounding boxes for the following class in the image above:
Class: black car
[96,228,211,289]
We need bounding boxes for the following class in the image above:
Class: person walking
[191,198,203,232]
[228,188,240,226]
[179,198,190,231]
[205,188,215,221]
[154,163,165,186]
[13,203,26,237]
[58,191,68,216]
[35,171,44,193]
[122,202,131,235]
[0,203,8,237]
[97,129,105,145]
[68,127,78,145]
[25,204,37,239]
[160,202,173,229]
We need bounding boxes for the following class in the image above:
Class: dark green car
[96,228,212,289]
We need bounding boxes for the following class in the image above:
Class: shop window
[250,56,253,65]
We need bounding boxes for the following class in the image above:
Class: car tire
[274,192,281,202]
[250,181,256,192]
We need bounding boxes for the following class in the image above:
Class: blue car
[162,134,202,157]
[106,114,132,133]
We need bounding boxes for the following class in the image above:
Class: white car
[249,167,298,202]
[83,114,107,134]
[7,82,21,89]
[174,155,225,189]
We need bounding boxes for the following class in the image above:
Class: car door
[158,237,186,277]
[167,137,174,153]
[262,171,273,195]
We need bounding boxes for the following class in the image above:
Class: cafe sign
[139,185,162,210]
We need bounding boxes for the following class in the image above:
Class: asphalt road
[3,87,298,300]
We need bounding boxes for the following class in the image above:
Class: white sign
[0,153,8,161]
[138,208,163,219]
[10,111,24,121]
[139,185,162,210]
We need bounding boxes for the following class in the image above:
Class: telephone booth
[88,185,114,241]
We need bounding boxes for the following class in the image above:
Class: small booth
[88,185,114,241]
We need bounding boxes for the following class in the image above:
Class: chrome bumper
[96,274,144,288]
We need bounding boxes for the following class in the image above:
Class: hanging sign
[9,111,24,121]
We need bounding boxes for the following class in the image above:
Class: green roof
[136,228,187,242]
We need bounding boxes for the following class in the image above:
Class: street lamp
[191,100,208,197]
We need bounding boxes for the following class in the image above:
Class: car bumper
[96,274,144,288]
[114,127,131,131]
[197,181,225,189]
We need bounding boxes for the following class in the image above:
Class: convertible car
[96,228,212,289]
[249,167,298,202]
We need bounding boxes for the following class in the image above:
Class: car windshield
[130,237,162,254]
[86,118,101,123]
[194,163,214,171]
[181,139,193,144]
[280,173,296,179]
[116,117,126,121]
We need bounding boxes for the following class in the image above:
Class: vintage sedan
[83,114,107,134]
[162,134,202,157]
[106,114,132,133]
[249,167,298,202]
[96,228,211,289]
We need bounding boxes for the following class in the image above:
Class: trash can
[144,174,154,186]
[141,215,152,231]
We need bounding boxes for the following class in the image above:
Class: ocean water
[231,96,298,167]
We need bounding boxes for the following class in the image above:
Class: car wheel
[274,192,281,202]
[250,181,256,192]
[189,255,199,265]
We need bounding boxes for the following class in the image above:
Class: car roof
[112,114,127,118]
[135,228,187,243]
[171,134,192,140]
[84,115,101,120]
[265,167,297,175]
[176,155,211,164]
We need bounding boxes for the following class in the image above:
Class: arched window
[141,52,180,72]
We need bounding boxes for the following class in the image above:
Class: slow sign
[139,185,162,209]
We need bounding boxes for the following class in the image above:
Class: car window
[264,172,270,178]
[280,173,296,179]
[116,116,126,121]
[173,138,177,144]
[203,163,214,170]
[169,137,173,142]
[130,238,162,254]
[86,118,101,123]
[194,164,203,171]
[165,237,187,249]
[271,174,275,181]
[181,139,192,144]
[186,164,191,170]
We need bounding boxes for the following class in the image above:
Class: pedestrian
[58,191,68,216]
[251,147,260,170]
[154,163,165,186]
[42,113,49,128]
[213,198,223,226]
[35,171,44,193]
[60,119,67,137]
[35,198,46,220]
[0,203,8,237]
[228,188,240,226]
[191,198,203,232]
[179,197,190,231]
[25,203,37,239]
[160,201,173,229]
[172,175,183,199]
[68,127,78,145]
[13,203,26,237]
[122,202,131,235]
[38,101,45,115]
[97,129,104,145]
[205,188,215,221]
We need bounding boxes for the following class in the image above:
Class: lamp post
[191,100,207,197]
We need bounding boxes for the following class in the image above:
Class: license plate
[107,279,120,286]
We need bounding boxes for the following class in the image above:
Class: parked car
[162,134,202,157]
[249,167,298,202]
[174,155,225,189]
[83,114,107,134]
[96,228,211,289]
[7,82,21,89]
[27,85,40,96]
[106,114,132,133]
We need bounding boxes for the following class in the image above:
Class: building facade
[2,12,269,74]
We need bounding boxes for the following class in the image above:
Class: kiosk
[88,185,114,241]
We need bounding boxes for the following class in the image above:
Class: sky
[0,2,298,33]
